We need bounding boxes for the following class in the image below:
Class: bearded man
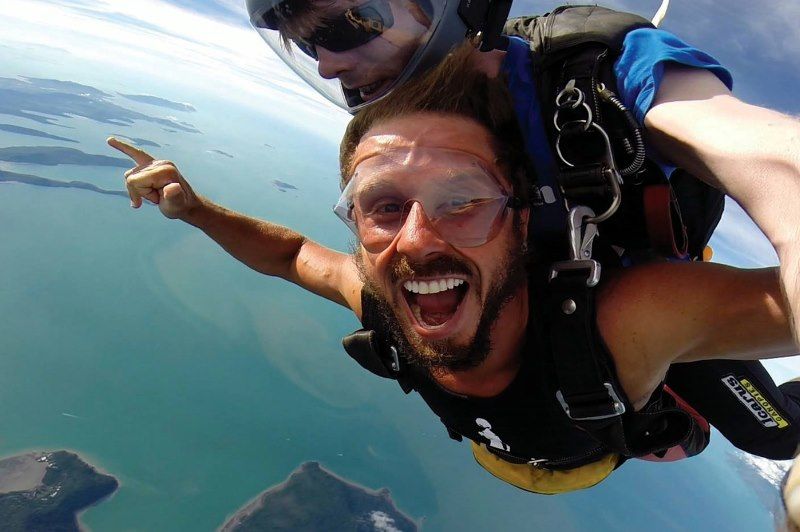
[108,46,799,493]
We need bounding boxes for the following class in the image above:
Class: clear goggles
[334,147,522,253]
[249,0,440,111]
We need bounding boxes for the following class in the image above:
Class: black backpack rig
[342,5,722,463]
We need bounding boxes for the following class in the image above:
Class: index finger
[107,137,154,166]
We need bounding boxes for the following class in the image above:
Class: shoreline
[0,448,121,531]
[0,447,122,484]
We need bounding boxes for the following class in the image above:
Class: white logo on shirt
[476,418,510,452]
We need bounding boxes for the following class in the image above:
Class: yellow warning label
[741,379,789,428]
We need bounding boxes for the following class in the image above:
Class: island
[1,169,128,198]
[219,461,418,532]
[0,124,77,143]
[118,93,197,112]
[0,146,130,167]
[0,451,118,531]
[111,133,161,148]
[271,179,298,192]
[0,76,200,133]
[209,149,234,159]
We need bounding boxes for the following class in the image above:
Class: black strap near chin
[342,329,395,379]
[341,290,415,394]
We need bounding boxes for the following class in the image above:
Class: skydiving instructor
[244,0,800,463]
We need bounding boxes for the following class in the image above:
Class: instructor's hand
[107,137,200,220]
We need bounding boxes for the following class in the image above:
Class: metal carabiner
[566,206,599,261]
[554,120,623,224]
[549,205,602,287]
[553,103,593,133]
[555,79,584,109]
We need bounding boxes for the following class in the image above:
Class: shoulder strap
[545,267,693,457]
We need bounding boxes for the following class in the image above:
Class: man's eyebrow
[357,176,398,196]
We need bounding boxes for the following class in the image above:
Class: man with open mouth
[109,45,800,494]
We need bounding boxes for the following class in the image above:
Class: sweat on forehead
[347,112,500,178]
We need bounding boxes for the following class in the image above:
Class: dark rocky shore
[0,451,118,531]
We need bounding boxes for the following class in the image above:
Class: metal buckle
[549,206,602,287]
[389,346,400,373]
[549,259,601,287]
[556,383,627,421]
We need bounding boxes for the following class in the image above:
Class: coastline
[0,449,120,531]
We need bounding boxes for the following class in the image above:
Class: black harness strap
[341,290,415,394]
[547,268,693,457]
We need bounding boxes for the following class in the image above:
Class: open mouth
[358,79,391,100]
[402,277,469,330]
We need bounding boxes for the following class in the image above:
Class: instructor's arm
[107,137,362,315]
[645,66,800,345]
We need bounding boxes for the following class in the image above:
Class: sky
[0,0,797,373]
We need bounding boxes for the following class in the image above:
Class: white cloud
[0,0,349,141]
[369,511,401,532]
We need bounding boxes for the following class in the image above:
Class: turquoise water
[0,7,789,529]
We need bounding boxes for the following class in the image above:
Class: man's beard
[355,223,528,374]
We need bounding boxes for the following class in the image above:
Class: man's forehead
[350,113,499,172]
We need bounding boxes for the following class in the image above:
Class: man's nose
[316,46,353,80]
[394,202,450,259]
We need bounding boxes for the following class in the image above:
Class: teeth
[403,278,464,294]
[359,80,384,95]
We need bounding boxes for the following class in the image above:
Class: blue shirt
[501,28,733,239]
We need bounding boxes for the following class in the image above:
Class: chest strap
[547,208,692,457]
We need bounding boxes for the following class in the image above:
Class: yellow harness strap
[471,442,619,495]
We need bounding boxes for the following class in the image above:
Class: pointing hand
[107,137,200,220]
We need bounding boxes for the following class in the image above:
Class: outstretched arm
[107,137,363,315]
[645,65,800,344]
[598,262,797,408]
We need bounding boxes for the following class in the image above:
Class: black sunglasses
[285,0,395,59]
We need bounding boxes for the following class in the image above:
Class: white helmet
[246,0,511,113]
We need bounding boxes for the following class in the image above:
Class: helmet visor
[250,0,442,111]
